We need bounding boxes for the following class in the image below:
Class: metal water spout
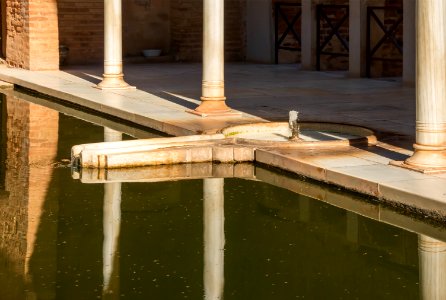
[289,110,301,141]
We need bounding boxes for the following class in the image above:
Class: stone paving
[1,63,445,219]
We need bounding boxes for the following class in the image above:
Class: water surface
[0,91,442,299]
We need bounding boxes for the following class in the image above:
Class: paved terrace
[0,63,445,219]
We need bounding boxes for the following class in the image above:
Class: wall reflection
[0,94,59,299]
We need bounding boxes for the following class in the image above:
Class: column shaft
[405,0,446,170]
[97,0,133,90]
[194,0,232,115]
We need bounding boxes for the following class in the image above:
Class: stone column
[97,0,133,90]
[301,0,318,70]
[349,0,367,77]
[403,0,416,86]
[203,178,225,300]
[418,235,446,299]
[404,0,446,170]
[103,128,122,298]
[193,0,233,116]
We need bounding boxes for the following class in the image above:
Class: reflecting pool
[0,90,445,299]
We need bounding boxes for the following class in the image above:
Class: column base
[96,74,135,90]
[188,99,242,117]
[390,144,446,174]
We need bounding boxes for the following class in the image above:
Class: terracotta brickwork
[6,0,59,70]
[123,0,171,58]
[5,0,30,68]
[57,0,172,64]
[171,0,246,62]
[57,0,104,65]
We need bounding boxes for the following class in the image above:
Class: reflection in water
[203,179,225,300]
[103,128,123,298]
[419,235,446,300]
[0,92,446,299]
[0,94,60,299]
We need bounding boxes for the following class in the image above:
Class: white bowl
[142,49,162,57]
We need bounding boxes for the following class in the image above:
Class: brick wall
[171,0,246,62]
[6,0,59,70]
[57,0,172,64]
[123,0,171,58]
[28,0,59,70]
[5,0,30,68]
[57,0,104,65]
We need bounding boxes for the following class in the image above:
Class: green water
[0,92,435,299]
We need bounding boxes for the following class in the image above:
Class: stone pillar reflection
[404,0,446,170]
[103,128,122,298]
[203,178,225,300]
[193,0,232,116]
[97,0,133,90]
[418,235,446,300]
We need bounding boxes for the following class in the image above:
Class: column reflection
[419,235,446,300]
[103,128,122,298]
[203,178,225,300]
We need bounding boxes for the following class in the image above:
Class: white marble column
[418,235,446,299]
[349,0,367,77]
[301,0,318,70]
[97,0,133,90]
[193,0,233,116]
[103,128,122,298]
[203,178,225,300]
[405,0,446,170]
[403,0,416,86]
